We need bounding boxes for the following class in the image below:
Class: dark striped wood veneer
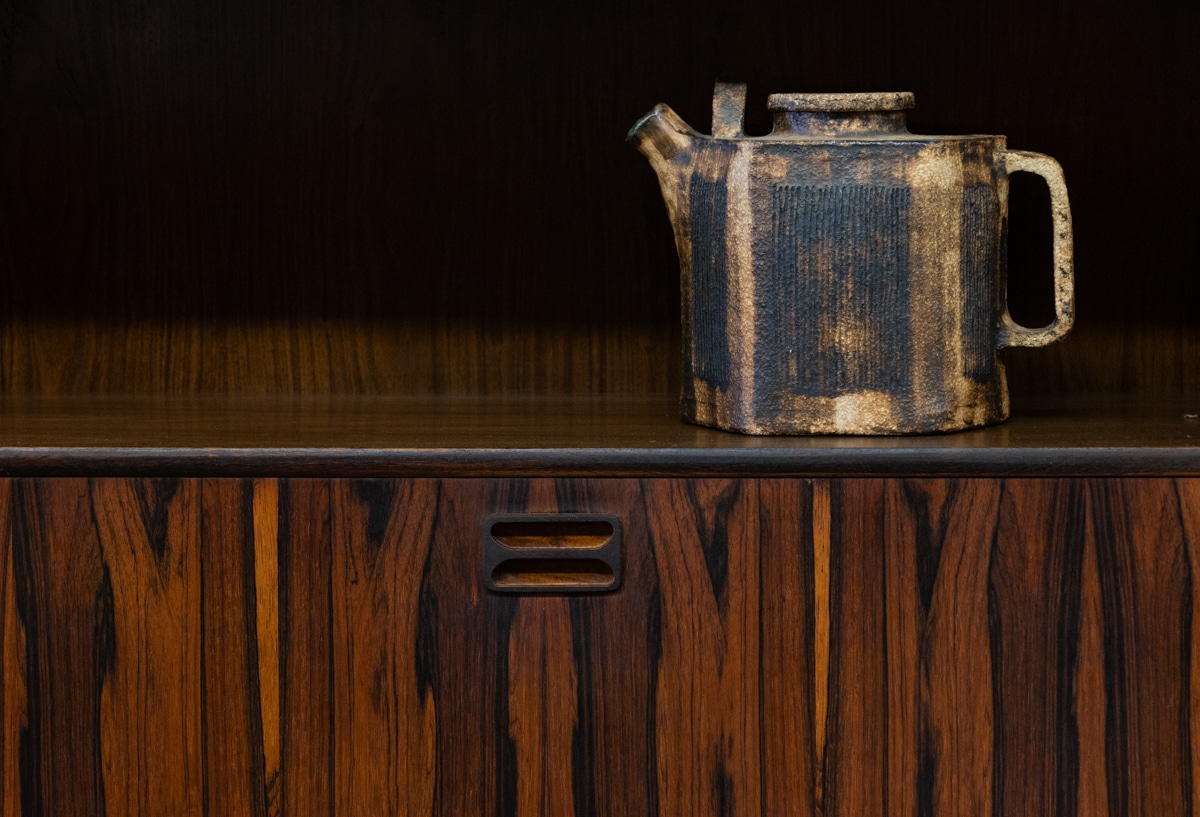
[2,477,1198,815]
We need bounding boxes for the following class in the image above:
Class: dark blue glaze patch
[960,183,999,382]
[688,175,731,390]
[760,183,913,401]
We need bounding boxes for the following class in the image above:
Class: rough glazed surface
[630,89,1075,435]
[766,91,915,111]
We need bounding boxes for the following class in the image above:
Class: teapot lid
[767,92,915,112]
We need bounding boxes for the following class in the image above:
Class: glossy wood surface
[0,0,1195,399]
[3,476,1198,815]
[0,394,1196,477]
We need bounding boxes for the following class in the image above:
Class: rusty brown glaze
[629,85,1074,435]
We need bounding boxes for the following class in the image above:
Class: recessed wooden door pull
[483,514,622,593]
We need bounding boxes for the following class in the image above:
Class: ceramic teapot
[628,83,1073,435]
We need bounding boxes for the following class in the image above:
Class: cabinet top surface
[0,393,1196,477]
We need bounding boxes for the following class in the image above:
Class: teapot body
[630,88,1073,435]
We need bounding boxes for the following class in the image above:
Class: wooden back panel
[0,0,1194,396]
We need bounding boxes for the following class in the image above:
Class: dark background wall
[0,0,1195,396]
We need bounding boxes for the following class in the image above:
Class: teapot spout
[626,104,696,163]
[627,104,698,225]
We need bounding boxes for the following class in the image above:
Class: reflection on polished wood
[0,394,1196,476]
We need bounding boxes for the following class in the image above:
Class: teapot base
[683,388,1009,436]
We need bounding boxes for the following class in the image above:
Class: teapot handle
[996,150,1075,348]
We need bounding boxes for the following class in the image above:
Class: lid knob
[767,92,914,137]
[766,92,915,112]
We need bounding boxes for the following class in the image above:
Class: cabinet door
[0,479,290,817]
[3,477,1200,816]
[327,478,815,817]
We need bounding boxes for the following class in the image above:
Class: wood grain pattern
[810,479,830,807]
[90,479,203,816]
[1076,480,1110,817]
[758,479,817,817]
[508,596,578,817]
[1088,479,1193,817]
[331,479,438,815]
[276,480,333,816]
[2,476,1199,815]
[416,480,511,817]
[1182,481,1200,817]
[251,479,283,817]
[882,479,998,817]
[643,480,763,816]
[989,479,1086,817]
[502,481,580,817]
[199,479,269,817]
[823,479,887,817]
[553,480,658,817]
[0,479,21,817]
[11,480,123,815]
[919,480,998,817]
[8,480,211,816]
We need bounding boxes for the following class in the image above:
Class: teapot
[628,83,1073,435]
